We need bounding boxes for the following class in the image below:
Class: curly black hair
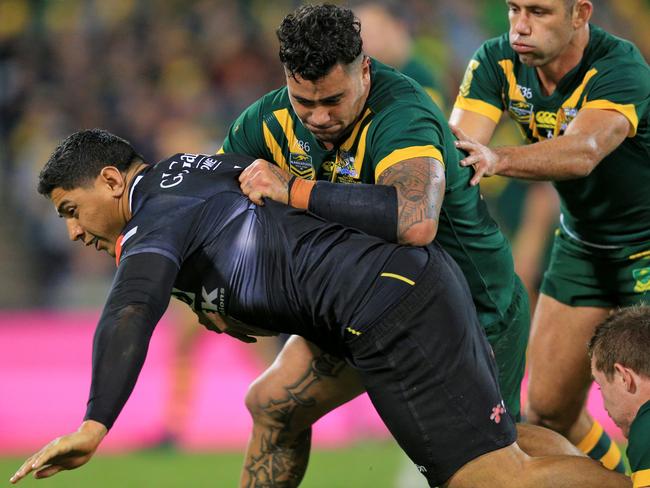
[38,129,142,196]
[277,4,363,81]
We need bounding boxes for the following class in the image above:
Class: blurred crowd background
[1,0,648,308]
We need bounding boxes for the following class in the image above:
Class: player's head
[506,0,592,68]
[588,305,650,437]
[38,129,144,257]
[278,4,370,145]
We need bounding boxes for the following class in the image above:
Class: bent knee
[526,398,581,434]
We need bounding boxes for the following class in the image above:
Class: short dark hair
[588,305,650,380]
[277,4,363,81]
[38,129,142,196]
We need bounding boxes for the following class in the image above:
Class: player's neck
[119,162,149,222]
[536,24,590,96]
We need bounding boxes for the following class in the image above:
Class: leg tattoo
[244,353,346,487]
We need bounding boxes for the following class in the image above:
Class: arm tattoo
[244,353,347,488]
[378,157,444,239]
[268,163,291,185]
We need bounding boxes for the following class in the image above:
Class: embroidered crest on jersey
[508,100,534,123]
[633,267,650,293]
[335,150,358,182]
[289,152,314,178]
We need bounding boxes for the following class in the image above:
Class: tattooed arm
[377,157,445,246]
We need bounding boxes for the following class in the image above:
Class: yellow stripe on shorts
[380,273,415,286]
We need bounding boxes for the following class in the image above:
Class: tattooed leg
[241,335,365,488]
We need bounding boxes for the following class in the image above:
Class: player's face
[286,56,371,147]
[50,175,126,257]
[507,0,577,67]
[591,357,635,438]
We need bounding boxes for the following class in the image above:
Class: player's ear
[573,1,592,28]
[614,363,636,394]
[99,166,127,197]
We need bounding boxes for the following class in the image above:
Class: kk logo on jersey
[508,100,534,123]
[289,152,314,178]
[633,267,650,293]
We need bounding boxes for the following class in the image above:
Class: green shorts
[484,275,530,422]
[541,229,650,307]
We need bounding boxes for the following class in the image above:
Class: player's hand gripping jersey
[455,25,650,246]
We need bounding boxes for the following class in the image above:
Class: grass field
[1,441,410,488]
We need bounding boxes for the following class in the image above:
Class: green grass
[1,441,406,488]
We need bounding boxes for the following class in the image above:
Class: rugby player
[9,129,630,487]
[219,5,530,484]
[589,306,650,488]
[451,0,650,472]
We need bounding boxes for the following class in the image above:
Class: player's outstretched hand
[451,124,500,186]
[239,159,292,206]
[10,420,107,484]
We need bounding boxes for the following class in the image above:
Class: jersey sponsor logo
[633,267,650,293]
[416,465,428,473]
[459,59,480,97]
[171,285,228,314]
[508,100,534,123]
[289,152,314,178]
[534,111,557,129]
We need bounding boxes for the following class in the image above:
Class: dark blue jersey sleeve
[84,253,178,429]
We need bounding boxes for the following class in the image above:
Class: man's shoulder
[587,25,648,71]
[367,58,442,119]
[241,86,292,122]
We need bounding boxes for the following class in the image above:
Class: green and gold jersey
[455,25,650,246]
[220,58,515,326]
[629,401,650,488]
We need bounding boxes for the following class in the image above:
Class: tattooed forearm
[243,353,348,488]
[378,157,445,242]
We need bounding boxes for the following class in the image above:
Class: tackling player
[451,0,650,472]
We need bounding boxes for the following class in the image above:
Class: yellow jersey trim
[375,145,444,180]
[380,273,415,286]
[262,121,288,171]
[453,96,503,124]
[562,68,598,109]
[599,442,622,471]
[216,147,225,154]
[498,59,526,103]
[582,100,639,137]
[632,469,650,488]
[629,249,650,260]
[346,327,363,336]
[576,421,603,454]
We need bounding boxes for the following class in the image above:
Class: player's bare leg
[240,335,364,488]
[445,442,631,488]
[526,294,609,440]
[526,294,624,469]
[515,424,582,457]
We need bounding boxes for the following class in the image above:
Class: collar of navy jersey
[128,173,145,215]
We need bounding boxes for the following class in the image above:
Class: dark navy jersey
[116,152,429,346]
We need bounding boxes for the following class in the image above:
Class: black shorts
[342,243,517,486]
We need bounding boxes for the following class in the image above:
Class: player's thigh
[526,293,610,412]
[515,423,582,457]
[246,335,364,426]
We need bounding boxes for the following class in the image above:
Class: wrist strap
[288,178,315,209]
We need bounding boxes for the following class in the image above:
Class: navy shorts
[342,243,517,486]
